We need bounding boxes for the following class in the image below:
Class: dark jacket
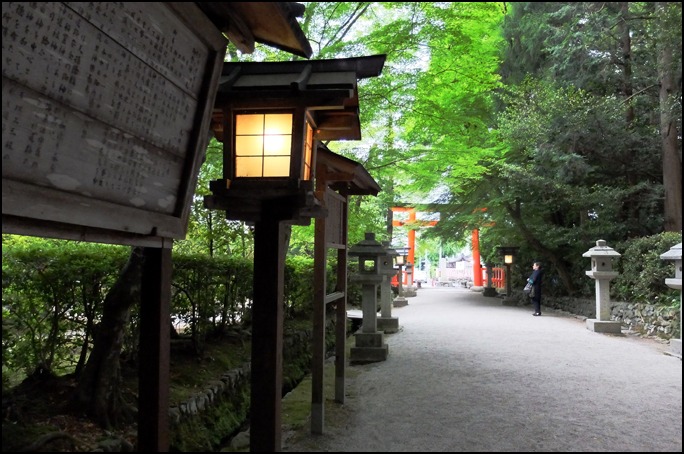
[528,268,542,300]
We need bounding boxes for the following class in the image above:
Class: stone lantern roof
[348,232,387,257]
[660,242,682,261]
[582,239,621,258]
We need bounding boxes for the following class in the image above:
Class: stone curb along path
[282,286,682,452]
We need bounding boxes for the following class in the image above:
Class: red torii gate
[391,207,438,285]
[471,207,496,288]
[471,228,484,287]
[391,206,485,288]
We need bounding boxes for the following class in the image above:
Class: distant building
[436,254,474,286]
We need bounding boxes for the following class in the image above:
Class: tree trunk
[618,2,634,125]
[656,3,683,232]
[71,247,144,429]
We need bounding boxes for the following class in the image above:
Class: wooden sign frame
[2,2,226,247]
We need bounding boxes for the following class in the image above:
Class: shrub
[612,231,682,307]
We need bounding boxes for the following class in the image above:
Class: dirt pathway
[283,287,682,452]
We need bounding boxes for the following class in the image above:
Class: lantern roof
[197,2,313,58]
[497,246,519,255]
[582,239,621,258]
[316,145,381,196]
[349,232,387,257]
[212,55,387,142]
[660,242,682,261]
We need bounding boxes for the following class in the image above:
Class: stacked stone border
[509,291,680,339]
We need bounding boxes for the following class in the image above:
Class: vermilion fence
[488,267,505,289]
[429,264,506,289]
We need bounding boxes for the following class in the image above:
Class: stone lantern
[497,246,519,304]
[377,241,400,334]
[483,261,499,297]
[403,261,417,297]
[660,242,682,359]
[393,247,410,307]
[582,239,622,334]
[348,232,389,363]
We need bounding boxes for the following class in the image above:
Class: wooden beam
[335,196,350,404]
[324,291,345,304]
[223,10,256,54]
[138,243,172,452]
[311,193,328,434]
[250,212,286,451]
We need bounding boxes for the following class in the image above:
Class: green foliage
[289,223,316,257]
[198,2,679,280]
[284,256,316,319]
[171,254,253,352]
[2,237,324,389]
[613,232,682,306]
[2,237,128,386]
[346,195,389,246]
[284,256,348,319]
[177,138,255,258]
[431,69,666,295]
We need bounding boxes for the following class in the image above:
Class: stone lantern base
[393,296,408,307]
[403,285,417,297]
[377,316,399,334]
[482,286,498,297]
[666,339,682,359]
[350,332,388,364]
[586,319,622,334]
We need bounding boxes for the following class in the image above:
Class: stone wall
[168,324,319,451]
[93,364,253,452]
[610,302,680,339]
[164,319,341,451]
[511,290,680,340]
[168,363,251,451]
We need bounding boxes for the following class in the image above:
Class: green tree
[654,2,683,232]
[497,2,680,235]
[436,1,682,294]
[72,247,143,429]
[176,139,255,258]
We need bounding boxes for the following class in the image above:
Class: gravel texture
[284,286,682,452]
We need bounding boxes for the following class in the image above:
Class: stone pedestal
[378,241,399,334]
[378,284,400,330]
[348,233,390,364]
[660,242,682,359]
[393,295,408,307]
[583,240,622,334]
[585,274,622,333]
[483,286,498,297]
[377,316,399,334]
[667,339,682,359]
[350,332,388,364]
[403,285,417,297]
[586,319,622,334]
[350,286,388,363]
[352,286,387,362]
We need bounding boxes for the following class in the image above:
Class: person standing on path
[528,261,543,316]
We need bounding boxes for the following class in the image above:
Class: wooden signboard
[2,2,226,246]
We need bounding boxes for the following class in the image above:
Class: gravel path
[284,286,682,452]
